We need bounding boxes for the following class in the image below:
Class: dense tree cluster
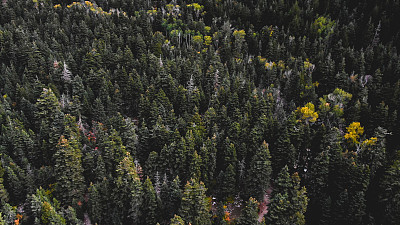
[0,0,400,224]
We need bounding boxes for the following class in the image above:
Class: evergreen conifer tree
[237,197,261,225]
[245,141,272,201]
[179,179,211,225]
[266,166,308,225]
[140,177,159,224]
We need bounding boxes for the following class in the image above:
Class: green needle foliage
[0,0,399,224]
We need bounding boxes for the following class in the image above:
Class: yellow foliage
[84,1,93,7]
[233,29,246,39]
[362,137,378,146]
[66,1,120,17]
[296,102,318,123]
[303,59,315,70]
[332,88,352,99]
[257,56,267,64]
[265,62,272,70]
[147,9,158,15]
[193,35,203,44]
[344,122,364,144]
[277,60,285,69]
[41,201,53,224]
[264,61,276,70]
[187,3,204,11]
[53,4,61,9]
[344,122,378,153]
[204,36,212,45]
[166,4,174,11]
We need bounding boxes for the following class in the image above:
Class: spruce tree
[140,177,158,225]
[35,88,64,163]
[28,188,67,225]
[114,153,143,224]
[378,156,400,224]
[266,166,308,225]
[0,161,8,203]
[245,141,272,201]
[160,176,182,221]
[54,136,84,206]
[307,151,330,225]
[170,214,185,225]
[237,197,261,225]
[219,163,236,201]
[179,179,211,225]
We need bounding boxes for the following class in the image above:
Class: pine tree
[189,150,202,180]
[266,166,308,225]
[307,151,330,225]
[213,202,227,225]
[219,163,236,201]
[118,116,138,156]
[378,156,400,224]
[145,151,159,179]
[271,124,295,174]
[237,197,261,225]
[1,116,34,169]
[102,128,128,176]
[199,138,217,187]
[140,177,158,225]
[35,88,64,163]
[114,153,143,224]
[138,120,151,164]
[223,138,237,169]
[0,161,8,203]
[87,183,103,224]
[2,157,29,205]
[170,214,185,225]
[28,188,67,225]
[54,136,84,206]
[245,141,272,201]
[35,88,61,124]
[179,179,211,225]
[160,176,182,221]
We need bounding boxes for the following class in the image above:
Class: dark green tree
[160,176,182,221]
[28,188,67,225]
[140,177,158,225]
[170,214,185,225]
[114,153,143,224]
[0,161,8,203]
[219,163,236,201]
[266,166,308,225]
[378,155,400,224]
[53,136,84,206]
[237,197,261,225]
[245,141,272,201]
[179,179,211,225]
[35,88,64,163]
[307,151,330,225]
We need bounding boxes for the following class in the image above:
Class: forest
[0,0,400,224]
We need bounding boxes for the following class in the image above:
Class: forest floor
[211,188,272,222]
